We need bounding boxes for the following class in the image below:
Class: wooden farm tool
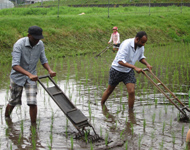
[95,43,112,58]
[142,68,190,121]
[38,75,100,142]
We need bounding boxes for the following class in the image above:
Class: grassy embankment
[0,6,189,65]
[20,0,190,6]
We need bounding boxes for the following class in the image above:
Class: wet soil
[0,52,189,150]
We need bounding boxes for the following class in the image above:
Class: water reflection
[102,104,137,136]
[5,119,44,149]
[102,105,115,123]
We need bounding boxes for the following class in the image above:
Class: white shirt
[111,38,146,73]
[109,32,120,44]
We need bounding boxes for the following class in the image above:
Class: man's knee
[126,83,135,95]
[127,86,135,95]
[106,86,115,94]
[128,88,135,95]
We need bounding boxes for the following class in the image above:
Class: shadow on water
[4,118,44,150]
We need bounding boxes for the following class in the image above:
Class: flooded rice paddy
[0,44,190,150]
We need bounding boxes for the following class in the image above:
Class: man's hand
[49,71,56,77]
[29,74,38,81]
[146,64,152,70]
[134,67,142,74]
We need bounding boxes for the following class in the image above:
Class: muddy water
[0,51,190,150]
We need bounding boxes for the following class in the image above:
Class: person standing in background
[108,26,120,53]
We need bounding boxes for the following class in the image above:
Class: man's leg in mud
[101,85,116,106]
[5,104,15,118]
[126,83,135,110]
[29,105,37,124]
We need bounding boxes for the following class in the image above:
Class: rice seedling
[122,104,125,112]
[117,106,120,114]
[151,131,155,140]
[88,101,92,119]
[115,120,118,129]
[182,125,185,138]
[37,112,41,129]
[185,143,189,150]
[70,136,73,150]
[130,123,134,136]
[90,142,93,150]
[20,120,24,134]
[138,134,143,150]
[143,87,145,99]
[159,139,164,150]
[18,133,22,144]
[142,106,145,116]
[31,126,37,150]
[49,112,54,148]
[84,131,88,143]
[126,115,128,123]
[105,132,109,146]
[48,141,52,150]
[152,113,156,125]
[172,105,174,111]
[177,113,180,122]
[170,117,173,128]
[172,131,176,144]
[154,98,158,107]
[10,143,12,150]
[120,129,125,139]
[85,71,89,85]
[120,96,122,104]
[110,102,113,110]
[5,124,9,137]
[125,141,128,150]
[100,126,102,137]
[143,119,146,132]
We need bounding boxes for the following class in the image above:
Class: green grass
[17,0,189,6]
[0,6,189,66]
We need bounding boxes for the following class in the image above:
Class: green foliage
[17,0,190,6]
[0,6,189,65]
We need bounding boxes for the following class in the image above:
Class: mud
[0,53,189,150]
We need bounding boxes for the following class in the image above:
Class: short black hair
[135,31,147,39]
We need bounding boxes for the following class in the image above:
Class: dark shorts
[113,43,120,48]
[108,67,136,86]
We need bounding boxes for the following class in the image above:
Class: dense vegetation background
[0,1,189,64]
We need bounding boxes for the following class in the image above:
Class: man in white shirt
[101,31,152,110]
